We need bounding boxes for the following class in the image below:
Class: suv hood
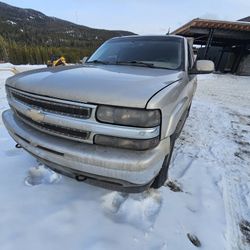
[6,65,183,108]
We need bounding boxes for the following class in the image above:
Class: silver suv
[2,35,214,192]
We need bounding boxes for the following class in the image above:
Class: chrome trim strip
[11,90,92,118]
[8,87,96,109]
[9,99,160,140]
[15,112,91,143]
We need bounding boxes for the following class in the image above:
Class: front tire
[151,104,191,189]
[151,135,176,189]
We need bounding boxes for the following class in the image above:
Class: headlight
[96,106,161,127]
[94,135,159,150]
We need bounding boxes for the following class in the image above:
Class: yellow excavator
[47,56,67,67]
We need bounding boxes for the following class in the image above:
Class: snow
[0,66,250,250]
[0,63,46,75]
[25,164,62,186]
[6,20,17,25]
[13,64,46,73]
[65,30,75,34]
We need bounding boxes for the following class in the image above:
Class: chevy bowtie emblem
[27,109,45,122]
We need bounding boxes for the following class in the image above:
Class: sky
[1,0,250,34]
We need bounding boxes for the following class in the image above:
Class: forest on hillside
[0,2,134,65]
[0,35,99,64]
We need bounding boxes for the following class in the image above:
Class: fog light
[94,134,159,150]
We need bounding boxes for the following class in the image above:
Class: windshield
[87,36,184,70]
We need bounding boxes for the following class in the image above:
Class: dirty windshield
[87,36,184,70]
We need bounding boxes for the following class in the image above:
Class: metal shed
[172,18,250,75]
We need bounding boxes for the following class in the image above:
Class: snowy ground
[0,63,46,73]
[0,66,250,250]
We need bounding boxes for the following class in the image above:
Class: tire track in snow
[170,87,250,249]
[223,112,250,250]
[223,172,250,250]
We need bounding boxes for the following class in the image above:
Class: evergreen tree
[0,35,8,62]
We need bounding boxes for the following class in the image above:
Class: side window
[188,43,194,70]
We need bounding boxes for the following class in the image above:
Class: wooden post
[216,48,225,71]
[203,29,214,59]
[231,45,246,74]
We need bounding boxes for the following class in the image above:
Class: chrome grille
[15,110,90,141]
[10,88,91,119]
[7,87,93,142]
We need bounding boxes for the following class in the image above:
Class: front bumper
[2,110,170,192]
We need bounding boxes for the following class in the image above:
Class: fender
[164,96,189,137]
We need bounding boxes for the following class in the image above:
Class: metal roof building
[172,18,250,75]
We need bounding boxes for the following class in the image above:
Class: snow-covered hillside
[0,67,249,250]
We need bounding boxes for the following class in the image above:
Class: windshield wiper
[116,60,155,68]
[86,60,110,65]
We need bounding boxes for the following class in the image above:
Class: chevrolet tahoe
[2,35,214,192]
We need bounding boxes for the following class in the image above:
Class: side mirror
[190,60,214,74]
[81,56,88,64]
